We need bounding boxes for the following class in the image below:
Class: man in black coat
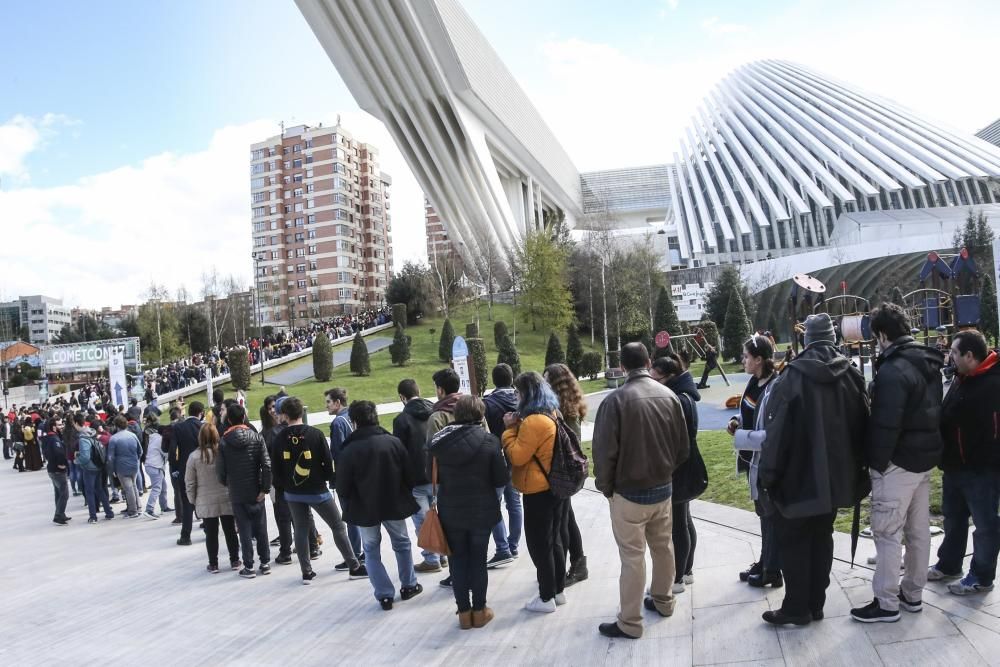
[852,303,943,623]
[336,400,421,610]
[171,401,205,545]
[218,403,272,578]
[392,379,439,573]
[932,330,1000,596]
[758,313,869,626]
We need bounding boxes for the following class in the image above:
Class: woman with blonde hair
[543,363,589,587]
[185,423,241,573]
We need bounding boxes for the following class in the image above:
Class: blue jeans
[337,492,363,557]
[359,520,417,600]
[935,469,1000,584]
[83,469,113,519]
[491,480,523,555]
[49,471,69,519]
[411,483,440,565]
[69,461,83,493]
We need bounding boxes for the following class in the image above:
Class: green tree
[981,276,999,345]
[493,321,508,348]
[466,338,488,396]
[389,324,411,366]
[312,332,333,381]
[544,332,565,367]
[438,319,456,362]
[391,303,407,328]
[350,331,370,376]
[519,231,574,332]
[496,333,522,376]
[465,322,479,339]
[653,285,680,358]
[697,317,720,349]
[228,346,251,390]
[565,325,584,377]
[386,261,436,325]
[953,209,995,265]
[580,352,603,379]
[705,266,755,334]
[53,315,119,344]
[640,331,654,356]
[721,289,752,361]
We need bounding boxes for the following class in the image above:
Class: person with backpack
[501,371,568,614]
[22,418,43,471]
[483,364,522,569]
[75,413,114,523]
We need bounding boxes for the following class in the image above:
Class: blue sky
[3,0,1000,307]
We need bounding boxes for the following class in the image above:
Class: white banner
[108,349,129,409]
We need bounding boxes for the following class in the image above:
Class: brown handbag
[417,458,451,556]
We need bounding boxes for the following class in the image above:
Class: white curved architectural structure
[671,61,1000,267]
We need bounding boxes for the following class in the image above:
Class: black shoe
[566,556,589,587]
[739,561,762,582]
[439,575,452,588]
[269,537,281,546]
[239,567,257,579]
[177,537,192,546]
[762,610,811,626]
[230,560,242,571]
[207,564,220,574]
[748,571,783,588]
[400,583,424,601]
[811,610,824,621]
[53,518,69,526]
[87,517,98,524]
[310,550,322,561]
[850,600,900,623]
[487,552,514,569]
[258,564,271,576]
[898,592,922,613]
[380,597,394,611]
[334,560,351,571]
[643,597,673,617]
[275,554,293,565]
[349,565,369,580]
[302,570,316,585]
[598,622,639,639]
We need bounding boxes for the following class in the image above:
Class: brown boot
[458,610,473,630]
[471,606,494,628]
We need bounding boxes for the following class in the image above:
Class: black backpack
[89,438,106,470]
[533,413,589,499]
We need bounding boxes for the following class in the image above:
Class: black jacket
[666,372,708,503]
[868,337,944,473]
[483,387,518,438]
[940,351,1000,471]
[428,423,509,531]
[42,433,68,473]
[335,426,418,526]
[392,398,434,486]
[271,424,333,493]
[172,417,202,480]
[217,425,272,503]
[759,342,870,518]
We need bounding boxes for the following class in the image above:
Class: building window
[294,203,304,212]
[307,230,316,239]
[307,199,315,209]
[308,245,317,255]
[306,184,315,193]
[307,214,316,224]
[294,188,303,198]
[309,261,318,271]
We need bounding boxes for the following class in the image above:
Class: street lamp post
[252,254,265,385]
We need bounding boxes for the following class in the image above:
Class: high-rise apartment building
[424,198,456,263]
[250,122,394,328]
[0,295,72,345]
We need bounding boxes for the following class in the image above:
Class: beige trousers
[609,493,676,637]
[870,464,931,611]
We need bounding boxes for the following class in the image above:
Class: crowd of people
[5,300,997,640]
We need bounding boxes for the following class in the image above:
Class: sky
[3,0,1000,308]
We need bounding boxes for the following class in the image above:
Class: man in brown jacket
[593,342,690,639]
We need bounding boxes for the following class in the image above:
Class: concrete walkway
[3,463,996,665]
[264,336,393,386]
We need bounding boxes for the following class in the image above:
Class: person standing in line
[850,304,943,623]
[172,402,205,545]
[272,397,368,584]
[143,415,172,518]
[107,415,142,518]
[162,407,184,525]
[429,395,509,629]
[759,313,869,626]
[2,414,12,460]
[75,413,114,523]
[391,379,439,573]
[42,417,72,525]
[22,417,43,471]
[326,387,364,570]
[336,400,422,611]
[502,371,569,615]
[217,404,272,579]
[592,343,689,639]
[543,363,590,587]
[63,413,82,497]
[651,352,709,594]
[186,423,241,574]
[932,330,1000,595]
[12,414,26,472]
[483,363,522,568]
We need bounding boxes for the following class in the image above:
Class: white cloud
[701,16,749,35]
[658,0,680,18]
[0,114,77,183]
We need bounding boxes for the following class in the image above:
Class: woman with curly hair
[544,363,589,587]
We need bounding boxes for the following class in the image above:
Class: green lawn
[584,430,943,535]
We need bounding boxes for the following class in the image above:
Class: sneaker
[230,560,242,571]
[124,512,139,519]
[239,567,257,579]
[948,573,995,596]
[269,537,281,547]
[171,518,182,525]
[334,560,351,571]
[672,582,686,594]
[927,565,962,582]
[414,560,442,573]
[898,592,922,612]
[440,556,448,568]
[400,583,424,601]
[53,518,69,526]
[598,621,639,639]
[275,554,293,566]
[439,575,453,588]
[349,565,369,580]
[487,552,515,568]
[511,547,519,558]
[525,596,557,613]
[177,537,192,546]
[850,599,900,623]
[309,550,322,561]
[554,592,567,606]
[258,564,271,576]
[105,513,115,520]
[144,509,159,520]
[380,597,394,611]
[87,517,98,524]
[748,571,783,588]
[207,564,220,574]
[302,570,316,585]
[162,507,174,512]
[682,573,694,585]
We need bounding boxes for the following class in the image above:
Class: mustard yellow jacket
[502,413,556,494]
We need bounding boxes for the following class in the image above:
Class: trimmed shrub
[312,332,333,382]
[466,338,488,397]
[496,333,522,376]
[439,319,456,362]
[565,325,584,377]
[640,331,654,356]
[350,331,370,376]
[580,352,603,379]
[493,321,508,348]
[697,318,720,349]
[392,303,407,328]
[389,323,411,366]
[465,322,479,339]
[544,332,564,367]
[229,346,251,390]
[607,350,621,369]
[722,289,752,362]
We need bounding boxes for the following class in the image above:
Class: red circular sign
[655,331,671,348]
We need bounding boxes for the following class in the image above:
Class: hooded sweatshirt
[666,371,708,504]
[427,393,461,443]
[428,422,509,530]
[76,426,103,472]
[483,387,519,438]
[393,398,434,486]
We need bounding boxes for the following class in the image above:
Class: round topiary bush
[465,322,479,339]
[580,352,603,379]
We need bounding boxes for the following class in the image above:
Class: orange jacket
[502,413,556,494]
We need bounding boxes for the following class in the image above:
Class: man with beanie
[851,303,943,623]
[758,312,870,626]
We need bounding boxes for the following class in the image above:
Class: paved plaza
[3,462,999,666]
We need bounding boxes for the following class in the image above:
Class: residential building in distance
[0,295,72,345]
[250,121,394,329]
[424,198,455,262]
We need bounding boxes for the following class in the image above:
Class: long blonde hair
[544,363,587,420]
[198,422,219,464]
